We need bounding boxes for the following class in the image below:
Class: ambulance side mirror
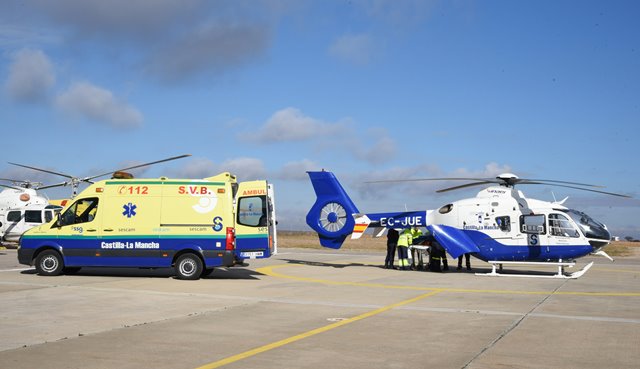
[54,212,62,228]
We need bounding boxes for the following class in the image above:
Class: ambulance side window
[59,198,99,226]
[237,196,266,227]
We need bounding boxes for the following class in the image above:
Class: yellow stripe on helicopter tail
[351,214,371,240]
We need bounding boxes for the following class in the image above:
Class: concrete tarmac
[0,248,638,369]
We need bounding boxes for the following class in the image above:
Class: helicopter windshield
[564,209,610,240]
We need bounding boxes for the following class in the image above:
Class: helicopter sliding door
[519,214,547,260]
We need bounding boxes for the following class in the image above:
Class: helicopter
[305,170,631,278]
[0,180,58,245]
[0,155,191,244]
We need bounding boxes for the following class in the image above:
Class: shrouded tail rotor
[306,171,359,249]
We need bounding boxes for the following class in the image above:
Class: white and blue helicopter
[305,170,631,278]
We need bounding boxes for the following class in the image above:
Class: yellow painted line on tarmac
[257,264,640,297]
[195,290,440,369]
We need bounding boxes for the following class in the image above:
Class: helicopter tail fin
[306,171,360,249]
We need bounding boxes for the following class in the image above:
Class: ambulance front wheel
[35,250,64,276]
[175,253,203,280]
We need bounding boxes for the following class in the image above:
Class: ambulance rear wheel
[175,254,203,280]
[35,250,64,276]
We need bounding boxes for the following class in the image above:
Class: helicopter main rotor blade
[523,182,632,198]
[517,179,604,188]
[365,177,493,184]
[436,181,497,193]
[83,154,192,182]
[8,162,74,179]
[0,183,24,191]
[37,181,71,190]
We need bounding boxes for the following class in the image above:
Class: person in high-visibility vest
[397,228,413,270]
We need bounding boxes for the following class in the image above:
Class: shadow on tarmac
[20,266,264,280]
[281,258,384,269]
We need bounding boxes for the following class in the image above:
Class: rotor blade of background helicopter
[83,154,192,182]
[436,181,497,193]
[7,162,74,179]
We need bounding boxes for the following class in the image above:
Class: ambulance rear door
[235,181,273,260]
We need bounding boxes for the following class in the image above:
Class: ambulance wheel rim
[179,259,196,276]
[41,255,58,272]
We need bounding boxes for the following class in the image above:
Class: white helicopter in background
[0,155,190,245]
[306,171,632,278]
[0,179,62,245]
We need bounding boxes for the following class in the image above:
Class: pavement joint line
[257,264,640,297]
[462,278,570,368]
[194,290,442,369]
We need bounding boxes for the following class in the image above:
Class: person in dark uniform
[428,240,449,272]
[385,228,399,269]
[457,253,471,271]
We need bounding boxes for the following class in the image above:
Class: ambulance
[17,172,277,279]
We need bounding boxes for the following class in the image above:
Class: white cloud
[55,81,143,128]
[350,128,397,164]
[4,48,55,102]
[218,157,267,181]
[167,157,266,182]
[329,33,375,66]
[274,159,319,181]
[245,107,346,143]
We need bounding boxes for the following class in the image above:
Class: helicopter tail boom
[306,171,431,249]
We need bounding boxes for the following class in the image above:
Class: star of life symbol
[123,202,137,218]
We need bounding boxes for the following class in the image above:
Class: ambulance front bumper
[18,248,35,266]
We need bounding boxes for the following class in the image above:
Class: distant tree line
[624,236,639,242]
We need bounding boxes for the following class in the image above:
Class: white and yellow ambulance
[17,172,277,279]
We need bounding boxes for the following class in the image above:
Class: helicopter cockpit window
[7,211,21,223]
[549,213,579,238]
[58,198,99,227]
[565,209,610,240]
[496,216,511,232]
[438,204,453,214]
[520,214,546,234]
[25,210,42,223]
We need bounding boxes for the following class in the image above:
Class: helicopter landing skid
[477,260,594,279]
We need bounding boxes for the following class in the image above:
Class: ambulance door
[53,197,103,266]
[235,182,272,260]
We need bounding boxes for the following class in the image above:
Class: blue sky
[2,0,639,238]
